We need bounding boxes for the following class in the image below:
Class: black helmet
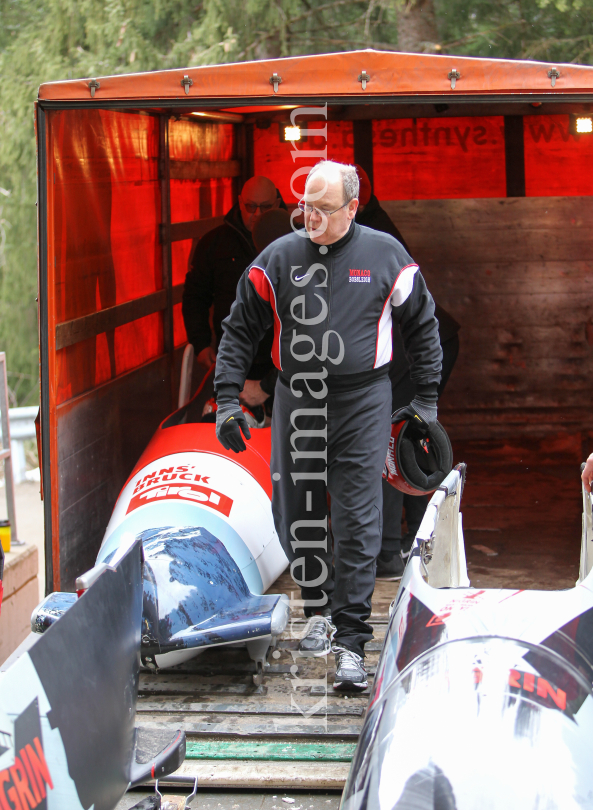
[384,418,453,496]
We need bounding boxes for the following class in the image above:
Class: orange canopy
[38,49,593,104]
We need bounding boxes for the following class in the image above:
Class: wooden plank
[165,759,350,789]
[56,289,165,350]
[441,416,593,441]
[450,344,591,362]
[450,356,590,376]
[138,680,269,697]
[409,230,593,264]
[169,662,294,676]
[436,294,593,314]
[185,740,356,761]
[170,216,224,243]
[138,678,369,703]
[382,196,593,231]
[137,718,363,738]
[442,390,593,410]
[428,268,593,296]
[172,283,183,306]
[445,297,593,322]
[169,159,241,181]
[441,325,587,345]
[136,700,364,717]
[55,284,184,349]
[439,406,593,422]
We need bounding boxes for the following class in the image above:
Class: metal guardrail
[1,407,38,485]
[0,405,37,487]
[0,354,18,543]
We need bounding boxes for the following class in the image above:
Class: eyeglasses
[298,200,349,218]
[242,201,275,214]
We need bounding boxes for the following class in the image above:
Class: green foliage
[436,0,593,64]
[1,0,593,404]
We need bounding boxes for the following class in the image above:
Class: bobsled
[342,464,593,810]
[0,537,185,810]
[32,377,289,677]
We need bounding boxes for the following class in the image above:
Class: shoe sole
[333,680,368,692]
[297,647,331,658]
[376,573,403,581]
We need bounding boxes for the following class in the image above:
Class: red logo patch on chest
[349,269,371,283]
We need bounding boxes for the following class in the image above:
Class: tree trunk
[397,0,440,53]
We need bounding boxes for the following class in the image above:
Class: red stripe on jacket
[248,266,282,370]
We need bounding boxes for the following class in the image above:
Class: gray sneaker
[333,646,368,691]
[297,614,336,657]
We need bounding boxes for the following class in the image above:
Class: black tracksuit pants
[270,374,391,658]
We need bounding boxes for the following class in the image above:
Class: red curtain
[169,119,236,346]
[50,109,163,404]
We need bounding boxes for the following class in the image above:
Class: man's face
[303,173,358,246]
[239,186,279,232]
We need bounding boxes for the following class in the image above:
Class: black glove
[216,400,251,453]
[392,395,438,431]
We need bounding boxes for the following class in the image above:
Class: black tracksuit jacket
[214,221,442,399]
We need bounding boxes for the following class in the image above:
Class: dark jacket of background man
[182,196,286,386]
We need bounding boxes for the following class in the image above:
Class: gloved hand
[216,400,251,453]
[392,395,438,430]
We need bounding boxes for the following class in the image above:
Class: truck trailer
[32,49,593,795]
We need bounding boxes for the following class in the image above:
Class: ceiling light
[278,122,306,143]
[284,125,301,141]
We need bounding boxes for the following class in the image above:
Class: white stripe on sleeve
[391,265,418,307]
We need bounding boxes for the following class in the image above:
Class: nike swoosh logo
[294,274,308,281]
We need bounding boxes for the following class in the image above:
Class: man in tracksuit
[214,160,442,691]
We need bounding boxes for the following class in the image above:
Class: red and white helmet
[383,418,453,496]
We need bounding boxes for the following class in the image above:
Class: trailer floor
[118,433,584,806]
[459,433,582,591]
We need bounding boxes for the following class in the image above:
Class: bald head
[242,176,277,199]
[239,176,280,232]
